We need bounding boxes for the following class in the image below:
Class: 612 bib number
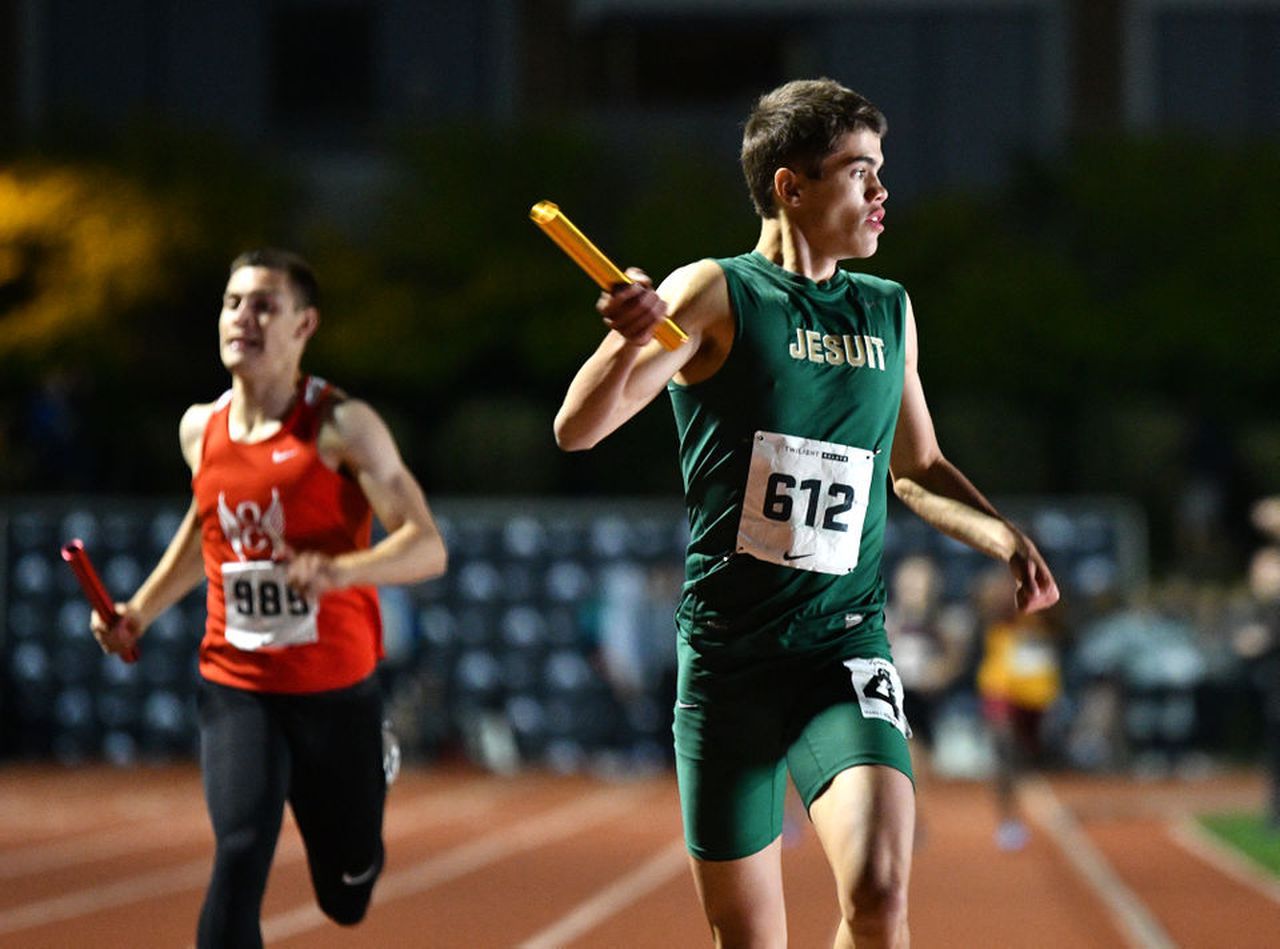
[736,431,875,575]
[762,474,855,532]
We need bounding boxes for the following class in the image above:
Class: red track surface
[0,764,1275,947]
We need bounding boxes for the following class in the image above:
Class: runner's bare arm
[892,477,1018,561]
[554,260,730,450]
[125,403,217,625]
[889,295,1058,613]
[291,399,447,596]
[91,404,215,654]
[122,499,206,627]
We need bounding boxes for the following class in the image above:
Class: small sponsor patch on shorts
[842,657,912,738]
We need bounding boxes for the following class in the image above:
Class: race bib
[736,430,875,575]
[843,657,912,738]
[221,560,317,651]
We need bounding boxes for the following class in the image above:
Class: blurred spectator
[1070,587,1209,776]
[973,568,1062,851]
[589,561,681,768]
[1252,496,1280,543]
[885,554,977,849]
[885,555,974,761]
[1231,545,1280,828]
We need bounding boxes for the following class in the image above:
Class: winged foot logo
[218,488,287,561]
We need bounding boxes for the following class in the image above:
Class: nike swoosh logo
[783,551,813,561]
[271,449,299,463]
[341,862,380,886]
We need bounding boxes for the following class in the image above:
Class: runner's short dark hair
[230,248,320,309]
[741,78,888,219]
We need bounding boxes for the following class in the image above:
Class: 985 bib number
[221,560,318,651]
[230,577,310,619]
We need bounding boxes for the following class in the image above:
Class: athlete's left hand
[285,549,344,598]
[1008,534,1059,614]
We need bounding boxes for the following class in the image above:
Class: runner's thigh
[675,645,790,861]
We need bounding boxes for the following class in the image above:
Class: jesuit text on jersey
[789,329,887,370]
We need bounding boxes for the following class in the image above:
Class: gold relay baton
[529,200,688,351]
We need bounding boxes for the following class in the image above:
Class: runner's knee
[847,872,909,943]
[213,824,277,885]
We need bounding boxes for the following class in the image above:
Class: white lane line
[0,857,212,936]
[0,777,499,880]
[1168,817,1280,906]
[261,787,643,944]
[0,820,210,879]
[383,779,519,835]
[517,838,689,949]
[0,780,498,934]
[1020,776,1176,949]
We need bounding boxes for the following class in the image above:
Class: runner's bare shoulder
[179,399,221,474]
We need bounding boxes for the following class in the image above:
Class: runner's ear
[774,167,802,209]
[296,306,319,342]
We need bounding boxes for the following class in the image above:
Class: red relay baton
[60,539,140,663]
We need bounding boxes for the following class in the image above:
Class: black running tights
[195,675,387,949]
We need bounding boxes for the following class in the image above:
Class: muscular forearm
[892,474,1018,562]
[895,469,1059,613]
[333,521,447,589]
[129,504,206,628]
[554,334,648,450]
[899,454,1001,518]
[556,261,721,450]
[890,300,1057,611]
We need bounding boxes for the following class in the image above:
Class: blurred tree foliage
[3,119,1278,568]
[0,166,180,356]
[863,133,1280,567]
[302,121,749,495]
[871,134,1280,410]
[0,120,301,491]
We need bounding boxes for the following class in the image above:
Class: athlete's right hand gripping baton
[60,539,139,663]
[529,200,689,351]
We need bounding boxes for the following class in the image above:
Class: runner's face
[218,267,314,376]
[794,129,887,260]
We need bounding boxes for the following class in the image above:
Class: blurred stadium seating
[1,496,1148,771]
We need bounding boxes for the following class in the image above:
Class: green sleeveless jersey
[668,251,907,659]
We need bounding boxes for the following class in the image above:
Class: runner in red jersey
[195,374,386,695]
[92,248,447,947]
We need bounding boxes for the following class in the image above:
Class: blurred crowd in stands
[889,494,1280,838]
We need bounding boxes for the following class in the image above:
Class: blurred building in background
[5,1,1279,209]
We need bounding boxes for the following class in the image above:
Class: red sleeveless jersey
[193,375,383,693]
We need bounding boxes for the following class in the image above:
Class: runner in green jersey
[555,78,1058,949]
